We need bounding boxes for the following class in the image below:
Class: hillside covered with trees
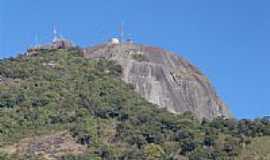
[0,48,269,160]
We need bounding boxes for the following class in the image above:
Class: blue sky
[1,0,269,119]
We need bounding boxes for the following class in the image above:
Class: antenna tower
[119,22,124,43]
[53,25,59,42]
[34,34,40,48]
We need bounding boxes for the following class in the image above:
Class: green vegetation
[0,48,269,159]
[237,136,270,160]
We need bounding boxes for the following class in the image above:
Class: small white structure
[110,38,120,44]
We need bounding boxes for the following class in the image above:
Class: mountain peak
[82,42,231,119]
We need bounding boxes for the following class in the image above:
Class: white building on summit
[26,27,74,56]
[110,38,120,44]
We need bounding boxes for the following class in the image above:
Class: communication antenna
[53,25,59,42]
[34,34,39,48]
[127,33,133,44]
[119,21,124,43]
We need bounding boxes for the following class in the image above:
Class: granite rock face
[83,43,231,119]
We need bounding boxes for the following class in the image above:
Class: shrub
[181,139,197,154]
[0,152,10,160]
[175,129,192,141]
[204,136,215,147]
[0,93,16,108]
[95,146,112,159]
[62,155,101,160]
[31,97,49,107]
[189,148,211,160]
[144,144,164,160]
[131,54,147,62]
[70,126,92,145]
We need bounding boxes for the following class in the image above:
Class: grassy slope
[237,136,270,160]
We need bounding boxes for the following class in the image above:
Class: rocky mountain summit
[83,42,231,119]
[1,41,270,160]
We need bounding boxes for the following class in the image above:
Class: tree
[204,136,215,147]
[175,129,192,141]
[181,139,197,155]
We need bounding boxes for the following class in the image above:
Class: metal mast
[119,22,124,43]
[34,34,40,48]
[53,25,59,42]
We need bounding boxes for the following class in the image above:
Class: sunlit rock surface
[83,43,231,119]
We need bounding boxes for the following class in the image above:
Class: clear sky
[1,0,269,119]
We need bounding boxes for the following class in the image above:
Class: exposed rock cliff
[83,43,231,119]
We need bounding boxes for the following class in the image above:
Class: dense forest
[0,48,269,160]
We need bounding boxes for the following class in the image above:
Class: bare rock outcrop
[0,131,87,160]
[83,43,231,119]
